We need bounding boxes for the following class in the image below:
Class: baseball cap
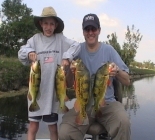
[82,13,100,29]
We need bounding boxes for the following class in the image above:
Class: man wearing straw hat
[18,6,81,140]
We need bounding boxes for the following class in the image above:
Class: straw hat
[34,7,64,33]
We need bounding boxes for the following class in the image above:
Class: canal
[0,76,155,140]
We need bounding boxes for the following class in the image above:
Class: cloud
[99,13,119,27]
[97,13,125,43]
[70,0,107,7]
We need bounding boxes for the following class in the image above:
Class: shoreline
[0,74,154,99]
[0,86,28,99]
[130,74,155,79]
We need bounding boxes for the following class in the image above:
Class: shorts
[29,113,58,125]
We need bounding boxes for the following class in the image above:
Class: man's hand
[61,59,70,67]
[28,52,37,62]
[109,62,119,77]
[70,60,76,73]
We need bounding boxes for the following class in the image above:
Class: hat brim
[34,16,64,33]
[83,21,98,29]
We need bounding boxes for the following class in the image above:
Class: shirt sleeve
[110,45,129,73]
[61,35,81,61]
[18,37,35,65]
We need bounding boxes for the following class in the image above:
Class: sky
[0,0,155,63]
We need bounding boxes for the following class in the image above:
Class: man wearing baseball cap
[59,13,131,140]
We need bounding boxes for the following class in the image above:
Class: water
[0,76,155,140]
[123,76,155,140]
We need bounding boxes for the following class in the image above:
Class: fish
[65,65,76,99]
[27,60,41,112]
[73,59,90,125]
[91,62,111,118]
[55,65,69,114]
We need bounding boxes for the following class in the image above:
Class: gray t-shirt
[78,42,129,102]
[18,33,81,117]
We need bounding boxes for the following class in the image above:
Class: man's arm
[109,63,130,86]
[116,68,130,86]
[61,35,81,66]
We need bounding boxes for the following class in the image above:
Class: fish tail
[59,104,69,114]
[29,101,40,112]
[75,112,89,125]
[91,106,97,118]
[99,99,105,107]
[96,110,103,118]
[27,92,32,101]
[74,99,80,112]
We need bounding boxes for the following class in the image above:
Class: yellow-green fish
[55,65,69,114]
[28,60,41,112]
[91,62,110,118]
[73,59,90,125]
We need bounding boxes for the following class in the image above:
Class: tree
[143,60,155,69]
[121,25,143,66]
[0,0,38,57]
[106,33,122,56]
[105,25,143,66]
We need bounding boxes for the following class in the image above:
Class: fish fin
[36,91,41,100]
[94,100,105,118]
[99,99,105,107]
[59,104,69,114]
[64,95,69,102]
[27,92,32,101]
[74,100,80,113]
[29,101,40,112]
[75,112,89,125]
[30,73,33,83]
[91,106,97,118]
[73,80,76,90]
[107,79,111,86]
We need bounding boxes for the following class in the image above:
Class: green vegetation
[0,0,38,57]
[106,25,143,67]
[130,60,155,70]
[0,56,29,91]
[130,67,155,75]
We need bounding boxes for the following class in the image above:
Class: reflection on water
[122,82,140,117]
[122,76,155,140]
[0,94,28,140]
[0,76,155,140]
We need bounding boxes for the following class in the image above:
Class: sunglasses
[84,26,98,32]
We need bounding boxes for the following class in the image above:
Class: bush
[129,67,155,75]
[0,56,30,91]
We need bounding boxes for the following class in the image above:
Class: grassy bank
[0,56,29,92]
[130,67,155,75]
[129,67,155,79]
[0,86,28,99]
